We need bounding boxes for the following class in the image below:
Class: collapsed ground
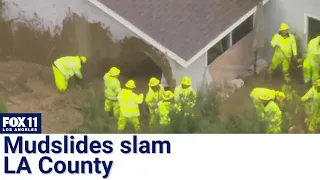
[0,57,308,133]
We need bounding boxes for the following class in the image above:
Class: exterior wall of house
[263,0,320,59]
[168,52,211,90]
[208,32,255,86]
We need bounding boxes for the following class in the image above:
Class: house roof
[89,0,261,66]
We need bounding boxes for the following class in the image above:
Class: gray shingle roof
[97,0,260,61]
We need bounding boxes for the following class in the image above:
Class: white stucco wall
[263,0,320,59]
[169,52,211,90]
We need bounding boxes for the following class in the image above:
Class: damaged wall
[209,32,255,87]
[1,0,175,86]
[168,52,211,89]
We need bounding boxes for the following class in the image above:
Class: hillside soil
[0,57,161,133]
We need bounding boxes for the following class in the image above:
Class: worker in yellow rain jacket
[174,76,197,116]
[302,36,320,87]
[117,80,144,132]
[52,56,87,92]
[268,23,297,82]
[104,67,121,117]
[301,79,320,133]
[145,77,165,126]
[263,94,285,134]
[157,90,181,125]
[250,88,285,118]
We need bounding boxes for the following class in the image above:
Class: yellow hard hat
[163,90,174,100]
[181,76,192,85]
[148,77,160,87]
[108,67,120,76]
[79,56,87,63]
[276,91,286,101]
[125,80,136,89]
[279,23,289,31]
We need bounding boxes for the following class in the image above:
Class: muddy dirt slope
[0,59,88,133]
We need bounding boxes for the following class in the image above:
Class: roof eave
[87,0,188,67]
[185,0,271,67]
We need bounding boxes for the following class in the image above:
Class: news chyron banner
[1,113,320,180]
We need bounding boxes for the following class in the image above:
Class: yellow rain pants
[117,116,140,132]
[105,99,120,117]
[52,65,68,92]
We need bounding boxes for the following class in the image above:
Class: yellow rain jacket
[145,84,165,125]
[104,72,121,117]
[303,36,320,84]
[174,85,197,107]
[117,89,144,132]
[52,56,84,92]
[269,31,297,81]
[250,88,276,117]
[264,101,282,134]
[157,101,181,125]
[174,85,197,117]
[301,86,320,132]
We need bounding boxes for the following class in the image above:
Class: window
[307,16,320,42]
[232,15,254,45]
[207,34,230,65]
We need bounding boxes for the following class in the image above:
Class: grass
[70,88,270,134]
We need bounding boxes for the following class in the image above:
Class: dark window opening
[207,35,230,65]
[232,15,254,45]
[307,16,320,42]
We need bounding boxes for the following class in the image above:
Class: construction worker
[157,90,181,125]
[52,56,87,92]
[117,80,144,132]
[250,88,285,117]
[302,36,320,87]
[145,77,165,126]
[263,94,285,134]
[104,67,121,117]
[301,79,320,133]
[269,23,297,82]
[174,76,197,116]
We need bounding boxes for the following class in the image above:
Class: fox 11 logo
[0,113,42,134]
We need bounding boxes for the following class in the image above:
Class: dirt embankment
[0,0,174,133]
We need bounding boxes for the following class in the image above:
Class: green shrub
[71,88,267,134]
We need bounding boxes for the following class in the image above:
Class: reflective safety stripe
[54,61,68,78]
[65,57,74,77]
[119,92,139,117]
[54,56,81,79]
[274,34,296,57]
[148,89,160,105]
[105,78,120,100]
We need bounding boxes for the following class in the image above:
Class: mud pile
[0,1,174,84]
[0,0,174,132]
